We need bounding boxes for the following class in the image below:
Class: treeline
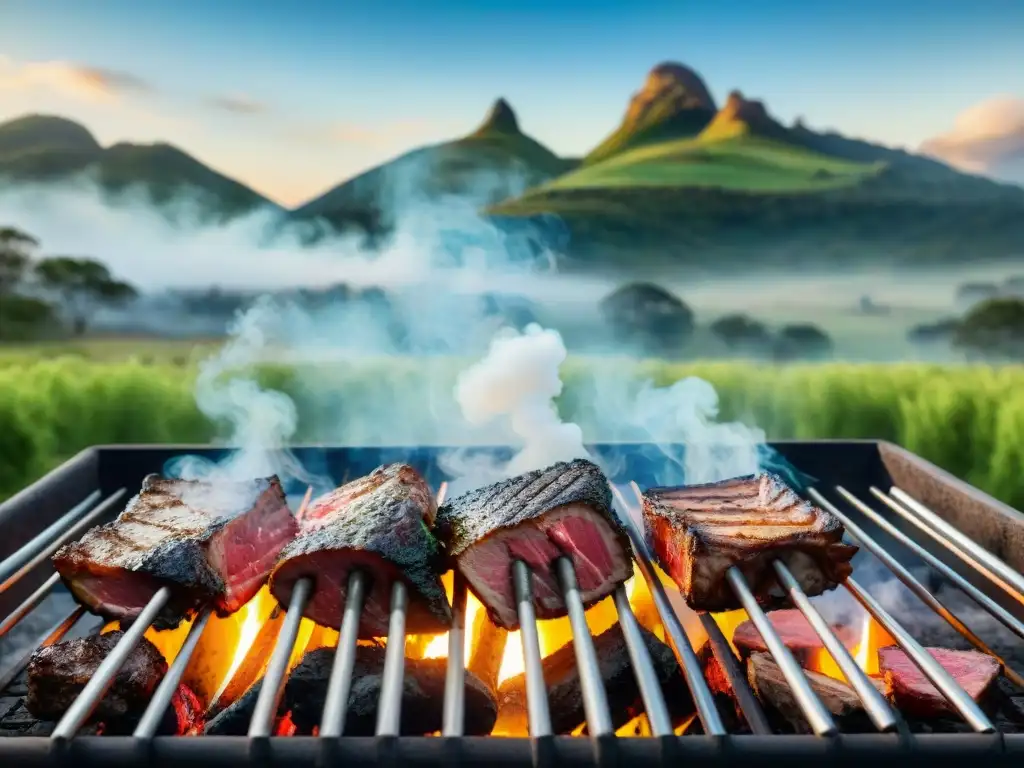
[0,226,138,340]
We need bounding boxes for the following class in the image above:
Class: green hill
[488,74,1024,270]
[290,98,575,238]
[0,114,276,222]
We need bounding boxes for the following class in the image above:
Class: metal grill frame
[1,440,1023,766]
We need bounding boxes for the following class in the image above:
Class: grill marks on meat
[878,647,1001,718]
[643,473,857,612]
[52,475,296,628]
[435,459,631,629]
[26,631,167,723]
[270,464,450,636]
[205,645,498,736]
[495,623,692,735]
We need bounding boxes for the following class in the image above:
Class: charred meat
[732,608,857,664]
[26,631,167,723]
[435,459,631,629]
[878,647,1001,718]
[53,475,296,628]
[643,473,857,612]
[205,645,498,736]
[270,464,450,636]
[495,622,692,735]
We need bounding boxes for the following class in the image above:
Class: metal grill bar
[812,488,1024,690]
[844,577,996,733]
[319,570,368,738]
[0,491,100,584]
[512,559,553,738]
[247,578,312,738]
[0,605,84,693]
[0,572,62,639]
[52,586,171,740]
[858,488,1024,642]
[555,557,615,737]
[889,487,1024,606]
[697,612,772,734]
[616,483,727,735]
[772,560,898,732]
[612,585,674,736]
[442,574,469,737]
[0,488,125,595]
[133,608,212,738]
[726,568,838,736]
[375,580,409,736]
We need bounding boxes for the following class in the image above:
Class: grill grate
[0,442,1022,766]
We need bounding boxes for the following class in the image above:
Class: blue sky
[1,0,1022,205]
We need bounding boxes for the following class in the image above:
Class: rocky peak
[624,62,717,126]
[475,97,520,135]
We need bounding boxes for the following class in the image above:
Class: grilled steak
[878,647,1001,718]
[495,622,692,735]
[732,609,857,664]
[26,631,167,723]
[205,645,498,736]
[53,475,296,628]
[643,473,858,612]
[435,459,631,629]
[270,464,451,636]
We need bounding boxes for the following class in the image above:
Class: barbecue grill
[1,440,1023,766]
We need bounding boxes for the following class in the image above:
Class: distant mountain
[491,63,1024,271]
[290,99,574,239]
[0,114,277,223]
[585,63,717,164]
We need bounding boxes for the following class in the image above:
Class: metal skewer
[52,587,171,740]
[612,585,674,736]
[697,612,772,734]
[726,567,838,736]
[844,577,995,733]
[889,487,1024,606]
[854,487,1024,642]
[319,571,369,738]
[556,557,615,738]
[512,559,553,738]
[134,608,212,738]
[442,574,469,737]
[617,482,726,736]
[0,572,62,639]
[0,491,100,583]
[811,488,1024,689]
[248,578,313,738]
[772,559,898,732]
[0,488,126,594]
[375,580,409,736]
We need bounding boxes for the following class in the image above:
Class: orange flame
[806,612,894,681]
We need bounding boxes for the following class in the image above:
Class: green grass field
[2,343,1023,511]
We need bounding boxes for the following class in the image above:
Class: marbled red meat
[878,647,1000,718]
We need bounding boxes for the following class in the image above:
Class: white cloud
[920,96,1024,184]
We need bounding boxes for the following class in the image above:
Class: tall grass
[1,356,1022,510]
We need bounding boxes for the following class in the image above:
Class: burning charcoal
[642,474,857,612]
[732,609,857,665]
[205,645,497,736]
[878,647,1001,719]
[53,475,296,628]
[270,465,451,637]
[494,623,692,735]
[435,459,632,630]
[26,631,167,723]
[746,651,885,734]
[694,643,752,733]
[467,612,509,693]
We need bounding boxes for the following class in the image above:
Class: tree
[773,323,833,361]
[599,282,695,355]
[952,298,1024,360]
[709,313,771,351]
[33,256,138,335]
[0,226,39,294]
